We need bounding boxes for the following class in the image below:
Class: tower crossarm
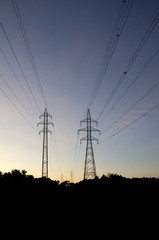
[80,118,87,126]
[48,121,54,126]
[78,127,87,134]
[80,118,98,126]
[39,129,52,135]
[91,127,101,134]
[79,136,99,144]
[37,121,44,126]
[90,118,98,125]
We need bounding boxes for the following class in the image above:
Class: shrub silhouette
[0,169,158,202]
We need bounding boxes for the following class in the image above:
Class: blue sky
[0,0,159,182]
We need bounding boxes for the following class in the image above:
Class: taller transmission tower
[78,109,100,180]
[38,108,54,178]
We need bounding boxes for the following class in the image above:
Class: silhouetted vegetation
[1,169,158,218]
[0,169,158,199]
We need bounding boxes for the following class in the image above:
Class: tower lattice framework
[78,109,100,179]
[38,108,54,178]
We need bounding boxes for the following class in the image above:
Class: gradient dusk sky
[0,0,159,182]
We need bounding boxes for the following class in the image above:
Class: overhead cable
[97,11,159,121]
[0,71,36,124]
[87,0,134,108]
[100,46,159,123]
[100,102,159,144]
[10,0,48,108]
[0,87,37,132]
[0,22,41,115]
[0,47,39,119]
[102,80,159,135]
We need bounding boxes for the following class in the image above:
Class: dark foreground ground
[1,169,158,235]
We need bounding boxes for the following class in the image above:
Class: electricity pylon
[78,109,100,180]
[37,108,54,178]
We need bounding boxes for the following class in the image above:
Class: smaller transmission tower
[37,108,54,178]
[78,109,100,180]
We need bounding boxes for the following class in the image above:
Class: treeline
[0,169,159,194]
[1,169,159,211]
[0,169,58,185]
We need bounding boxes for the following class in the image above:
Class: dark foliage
[0,170,158,200]
[1,170,158,228]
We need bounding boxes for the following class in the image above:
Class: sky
[0,0,159,182]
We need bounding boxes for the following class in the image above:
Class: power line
[78,109,101,179]
[0,71,36,124]
[10,0,48,108]
[72,134,79,171]
[73,142,82,177]
[100,46,159,124]
[50,128,62,175]
[100,103,159,144]
[0,47,38,119]
[0,87,37,132]
[87,0,134,108]
[97,11,159,121]
[102,80,159,135]
[72,126,83,180]
[77,0,134,178]
[10,1,61,178]
[0,22,41,115]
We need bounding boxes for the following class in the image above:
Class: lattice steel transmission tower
[38,108,54,178]
[78,109,100,179]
